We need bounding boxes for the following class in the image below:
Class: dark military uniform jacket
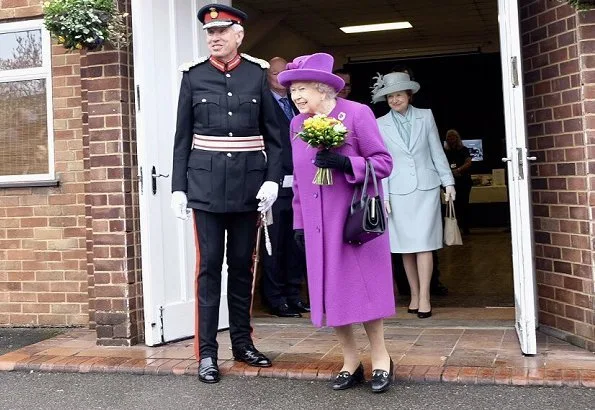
[171,54,282,213]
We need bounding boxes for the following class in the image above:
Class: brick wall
[521,0,595,351]
[80,0,142,346]
[0,1,88,326]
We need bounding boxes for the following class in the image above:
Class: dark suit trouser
[261,197,306,307]
[194,210,258,359]
[454,179,472,233]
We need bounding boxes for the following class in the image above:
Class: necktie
[279,97,294,120]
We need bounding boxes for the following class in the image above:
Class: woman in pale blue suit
[372,72,455,318]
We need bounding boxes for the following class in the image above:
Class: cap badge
[209,8,218,18]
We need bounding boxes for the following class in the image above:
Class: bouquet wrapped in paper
[296,114,348,185]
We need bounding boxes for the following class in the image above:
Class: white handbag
[444,199,463,246]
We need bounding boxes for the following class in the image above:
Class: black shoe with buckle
[270,303,301,318]
[233,345,272,367]
[289,300,311,313]
[198,357,220,384]
[332,362,365,390]
[371,358,394,393]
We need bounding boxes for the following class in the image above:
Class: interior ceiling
[236,0,500,59]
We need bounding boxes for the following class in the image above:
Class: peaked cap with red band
[197,3,248,29]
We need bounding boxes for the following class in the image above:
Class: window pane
[0,79,49,176]
[0,29,42,71]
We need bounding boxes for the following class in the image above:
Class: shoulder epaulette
[240,53,270,69]
[178,56,209,72]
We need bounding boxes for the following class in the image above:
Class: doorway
[344,52,514,310]
[131,0,538,354]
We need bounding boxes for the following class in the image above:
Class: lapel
[408,106,424,151]
[379,113,409,153]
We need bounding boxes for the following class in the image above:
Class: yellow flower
[44,1,50,7]
[75,43,83,49]
[57,36,65,44]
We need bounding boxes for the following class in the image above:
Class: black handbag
[343,160,386,245]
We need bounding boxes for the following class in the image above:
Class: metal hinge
[136,85,141,111]
[139,166,143,195]
[159,305,165,343]
[511,56,519,88]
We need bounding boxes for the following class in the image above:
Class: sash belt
[192,134,265,152]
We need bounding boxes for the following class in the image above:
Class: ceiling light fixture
[340,22,413,34]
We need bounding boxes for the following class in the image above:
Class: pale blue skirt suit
[377,106,455,253]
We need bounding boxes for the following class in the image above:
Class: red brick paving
[0,321,594,387]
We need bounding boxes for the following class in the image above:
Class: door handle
[501,157,512,163]
[151,166,169,195]
[527,156,537,161]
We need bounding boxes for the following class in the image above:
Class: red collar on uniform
[209,54,241,73]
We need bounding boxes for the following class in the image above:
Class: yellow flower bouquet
[296,114,348,185]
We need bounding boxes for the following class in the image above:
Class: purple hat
[277,53,345,93]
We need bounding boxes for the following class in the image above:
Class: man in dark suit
[170,4,282,384]
[261,57,310,317]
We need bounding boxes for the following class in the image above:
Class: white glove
[384,200,391,215]
[445,185,456,202]
[171,191,189,220]
[256,181,279,212]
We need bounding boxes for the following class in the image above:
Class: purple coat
[290,98,396,327]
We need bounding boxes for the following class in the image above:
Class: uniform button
[226,73,231,78]
[201,98,206,103]
[313,193,318,198]
[410,163,414,167]
[410,172,415,176]
[228,111,233,116]
[316,226,321,233]
[252,99,257,103]
[227,92,232,96]
[226,153,232,157]
[228,132,233,137]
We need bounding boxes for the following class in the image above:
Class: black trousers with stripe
[194,210,258,359]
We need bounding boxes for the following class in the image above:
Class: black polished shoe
[289,300,311,313]
[371,358,393,393]
[270,303,301,318]
[332,363,365,390]
[233,345,272,367]
[417,310,432,319]
[198,357,220,384]
[407,308,418,314]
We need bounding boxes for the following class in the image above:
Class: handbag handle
[350,160,380,211]
[447,198,456,219]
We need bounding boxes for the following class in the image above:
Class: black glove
[294,229,305,252]
[314,150,353,173]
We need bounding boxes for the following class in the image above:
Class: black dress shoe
[417,310,432,318]
[270,303,301,318]
[198,357,220,384]
[332,362,365,390]
[233,345,272,367]
[289,300,311,313]
[407,308,418,314]
[371,358,393,393]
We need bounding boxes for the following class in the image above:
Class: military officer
[170,3,282,384]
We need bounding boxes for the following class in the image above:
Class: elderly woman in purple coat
[278,53,395,393]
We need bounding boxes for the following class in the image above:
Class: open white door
[132,0,230,346]
[498,0,537,355]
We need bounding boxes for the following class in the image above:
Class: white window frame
[0,19,55,184]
